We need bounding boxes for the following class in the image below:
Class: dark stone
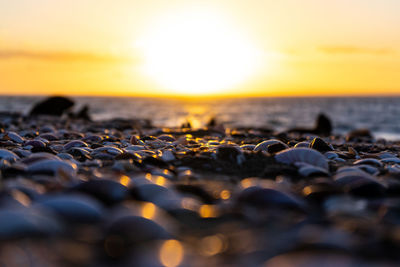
[302,184,342,202]
[238,186,305,211]
[30,96,75,116]
[174,184,217,204]
[36,194,103,223]
[30,145,57,154]
[334,171,386,198]
[315,113,332,136]
[69,179,129,205]
[309,137,333,152]
[267,142,288,154]
[288,113,332,136]
[207,117,217,127]
[216,145,242,163]
[104,216,170,258]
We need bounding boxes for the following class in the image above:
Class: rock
[288,113,332,136]
[35,194,103,223]
[69,179,129,205]
[309,137,333,152]
[314,113,333,136]
[30,96,75,116]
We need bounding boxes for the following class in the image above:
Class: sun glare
[137,8,262,96]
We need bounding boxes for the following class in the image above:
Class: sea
[1,96,400,140]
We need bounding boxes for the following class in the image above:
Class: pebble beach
[0,97,400,266]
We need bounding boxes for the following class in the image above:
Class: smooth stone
[309,137,333,152]
[161,150,175,162]
[157,134,176,142]
[125,145,146,151]
[324,151,339,160]
[57,152,74,160]
[334,170,386,197]
[105,216,170,245]
[63,140,88,150]
[267,142,289,154]
[0,149,20,161]
[275,148,329,170]
[0,209,62,240]
[216,145,244,164]
[70,179,129,205]
[254,140,288,152]
[36,194,103,223]
[354,158,383,167]
[27,159,77,176]
[92,146,123,156]
[24,140,46,149]
[4,131,24,143]
[294,141,310,148]
[39,133,58,141]
[296,163,329,177]
[238,186,305,211]
[381,157,400,164]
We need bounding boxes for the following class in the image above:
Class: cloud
[0,50,133,62]
[318,46,394,55]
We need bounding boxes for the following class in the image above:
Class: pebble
[0,110,398,265]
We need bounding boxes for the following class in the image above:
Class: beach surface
[0,100,400,266]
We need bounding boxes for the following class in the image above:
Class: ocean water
[1,96,400,140]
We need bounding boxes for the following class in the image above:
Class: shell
[27,159,77,176]
[275,148,329,170]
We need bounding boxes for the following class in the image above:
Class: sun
[136,8,262,96]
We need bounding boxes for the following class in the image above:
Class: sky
[1,0,399,97]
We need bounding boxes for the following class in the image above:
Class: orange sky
[1,0,399,97]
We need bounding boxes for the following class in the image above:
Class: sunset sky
[1,0,399,97]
